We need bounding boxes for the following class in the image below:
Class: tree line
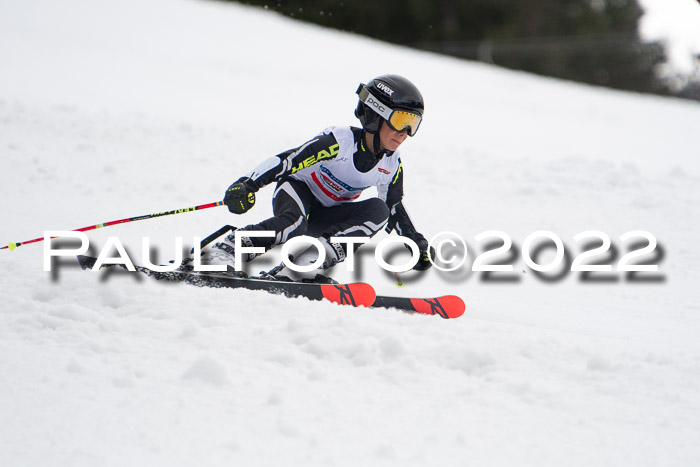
[224,0,698,100]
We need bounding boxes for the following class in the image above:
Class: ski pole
[1,200,224,251]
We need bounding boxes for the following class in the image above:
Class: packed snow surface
[1,0,700,466]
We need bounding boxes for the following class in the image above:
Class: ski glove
[223,177,258,214]
[413,238,435,271]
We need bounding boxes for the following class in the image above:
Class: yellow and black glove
[412,238,435,271]
[223,177,258,214]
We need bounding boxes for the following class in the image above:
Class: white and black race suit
[238,126,427,252]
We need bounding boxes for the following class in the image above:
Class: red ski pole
[1,200,224,251]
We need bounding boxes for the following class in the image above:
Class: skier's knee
[367,198,390,223]
[363,198,390,232]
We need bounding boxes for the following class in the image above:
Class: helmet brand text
[376,82,394,96]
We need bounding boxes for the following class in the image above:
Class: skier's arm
[223,133,339,214]
[247,133,341,187]
[378,160,434,270]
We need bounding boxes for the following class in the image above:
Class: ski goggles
[357,84,422,136]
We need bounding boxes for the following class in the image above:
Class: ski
[372,294,465,319]
[76,255,465,318]
[76,255,376,308]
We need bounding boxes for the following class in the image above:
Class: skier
[202,74,434,282]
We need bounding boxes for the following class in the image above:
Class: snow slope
[1,0,700,466]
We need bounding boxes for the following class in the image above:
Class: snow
[1,0,700,466]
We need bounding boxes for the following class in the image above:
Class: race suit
[238,125,427,251]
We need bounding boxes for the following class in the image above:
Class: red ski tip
[320,283,376,307]
[410,295,466,319]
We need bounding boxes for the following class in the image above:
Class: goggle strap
[357,85,394,120]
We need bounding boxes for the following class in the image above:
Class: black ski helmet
[355,74,424,136]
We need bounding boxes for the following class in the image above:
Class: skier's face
[379,120,408,151]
